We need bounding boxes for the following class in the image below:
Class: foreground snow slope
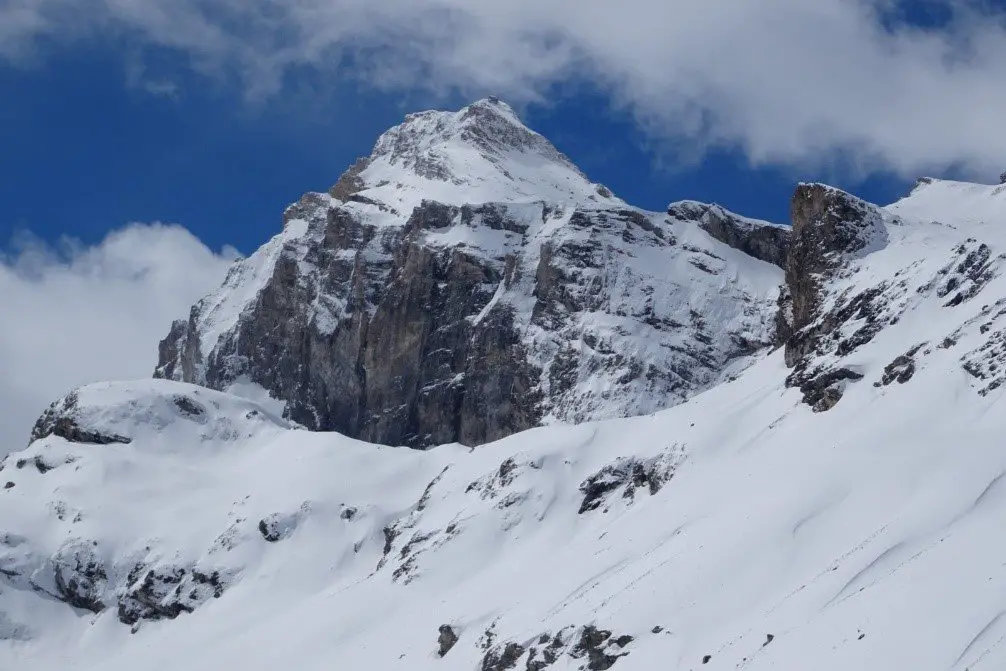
[4,178,1006,670]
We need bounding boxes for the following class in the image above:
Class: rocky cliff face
[666,201,790,268]
[154,99,784,447]
[775,179,1006,412]
[776,184,893,410]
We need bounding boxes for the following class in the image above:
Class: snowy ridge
[667,200,788,231]
[349,98,619,213]
[890,177,1006,227]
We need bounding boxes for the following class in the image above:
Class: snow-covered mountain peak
[16,151,1006,667]
[328,98,618,212]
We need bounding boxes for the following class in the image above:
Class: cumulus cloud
[0,224,236,454]
[1,0,1005,177]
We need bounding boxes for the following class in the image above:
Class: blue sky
[0,52,915,255]
[0,0,991,254]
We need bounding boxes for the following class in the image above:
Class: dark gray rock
[781,184,888,365]
[668,201,790,268]
[157,195,774,447]
[157,200,545,448]
[877,349,920,387]
[778,184,892,409]
[568,626,631,670]
[475,624,633,671]
[50,541,107,614]
[482,641,526,671]
[118,564,227,628]
[578,448,681,514]
[30,392,131,446]
[155,107,781,447]
[787,367,864,412]
[438,624,459,657]
[328,157,371,201]
[155,316,200,383]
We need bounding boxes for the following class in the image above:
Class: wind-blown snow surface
[5,178,1006,670]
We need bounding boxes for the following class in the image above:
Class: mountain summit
[328,97,617,213]
[154,100,786,447]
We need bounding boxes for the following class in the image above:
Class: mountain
[5,98,1006,670]
[2,175,1006,670]
[154,99,786,447]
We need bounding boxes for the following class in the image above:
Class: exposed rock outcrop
[437,624,459,657]
[577,444,684,514]
[478,625,633,671]
[781,184,889,364]
[30,392,131,446]
[49,540,108,613]
[667,201,790,268]
[155,101,783,447]
[779,184,891,410]
[117,564,227,628]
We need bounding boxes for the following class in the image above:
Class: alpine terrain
[3,100,1006,671]
[153,98,786,447]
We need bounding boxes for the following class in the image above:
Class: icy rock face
[155,100,783,447]
[666,200,790,268]
[777,184,894,409]
[782,183,889,353]
[779,179,1006,410]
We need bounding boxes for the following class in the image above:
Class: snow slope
[4,176,1006,669]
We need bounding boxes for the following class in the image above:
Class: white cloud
[1,0,1005,178]
[0,224,235,455]
[124,56,181,99]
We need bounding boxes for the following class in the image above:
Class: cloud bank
[0,224,235,454]
[1,0,1005,177]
